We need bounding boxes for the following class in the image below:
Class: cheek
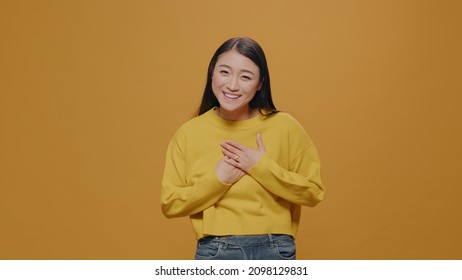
[211,75,225,88]
[242,83,260,97]
[211,76,223,97]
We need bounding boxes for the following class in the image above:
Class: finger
[224,156,242,169]
[224,140,245,151]
[221,141,242,154]
[222,148,239,160]
[256,133,266,152]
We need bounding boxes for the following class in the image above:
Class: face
[212,49,262,121]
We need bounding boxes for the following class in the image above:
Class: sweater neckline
[204,107,265,130]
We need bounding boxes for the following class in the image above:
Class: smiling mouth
[223,92,241,100]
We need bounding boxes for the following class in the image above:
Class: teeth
[224,93,240,99]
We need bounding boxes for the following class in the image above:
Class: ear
[258,77,264,91]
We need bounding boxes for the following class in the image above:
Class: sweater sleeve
[247,139,325,207]
[161,131,231,218]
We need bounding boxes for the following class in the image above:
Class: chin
[219,105,242,112]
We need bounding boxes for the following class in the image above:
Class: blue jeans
[195,234,296,260]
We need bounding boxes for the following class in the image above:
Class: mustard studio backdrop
[1,0,461,259]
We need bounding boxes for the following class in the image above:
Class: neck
[215,107,258,121]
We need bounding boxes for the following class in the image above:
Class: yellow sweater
[161,108,325,239]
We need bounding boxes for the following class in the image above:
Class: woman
[161,37,325,260]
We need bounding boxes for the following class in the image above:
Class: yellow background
[1,0,461,259]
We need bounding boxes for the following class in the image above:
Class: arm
[221,134,325,207]
[248,145,325,207]
[161,133,232,218]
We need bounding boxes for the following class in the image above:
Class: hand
[220,133,266,172]
[215,157,245,184]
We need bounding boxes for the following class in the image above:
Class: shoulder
[169,112,211,143]
[267,112,314,146]
[175,113,209,133]
[166,114,208,152]
[266,112,306,131]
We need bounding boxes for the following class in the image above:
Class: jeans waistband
[200,234,292,246]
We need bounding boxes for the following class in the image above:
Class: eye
[219,70,229,75]
[241,75,251,81]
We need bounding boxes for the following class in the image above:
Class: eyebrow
[217,64,256,76]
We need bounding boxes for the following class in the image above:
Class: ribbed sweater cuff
[247,154,272,180]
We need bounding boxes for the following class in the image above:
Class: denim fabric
[195,234,296,260]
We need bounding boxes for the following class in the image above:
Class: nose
[227,76,240,91]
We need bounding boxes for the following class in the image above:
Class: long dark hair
[197,37,278,116]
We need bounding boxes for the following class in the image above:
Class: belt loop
[268,234,275,248]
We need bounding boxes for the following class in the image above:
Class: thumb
[256,133,266,152]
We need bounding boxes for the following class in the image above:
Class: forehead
[215,50,259,71]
